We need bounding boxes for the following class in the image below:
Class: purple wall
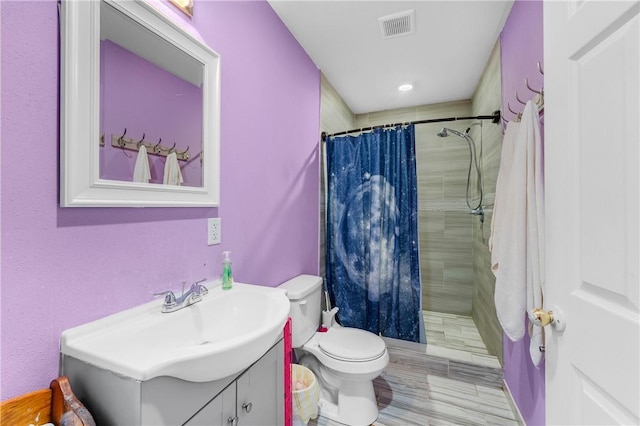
[100,40,203,186]
[0,0,320,399]
[500,0,545,424]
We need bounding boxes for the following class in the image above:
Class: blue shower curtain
[326,125,421,342]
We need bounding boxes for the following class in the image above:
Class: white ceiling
[268,1,514,114]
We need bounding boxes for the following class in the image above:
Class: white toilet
[279,275,389,426]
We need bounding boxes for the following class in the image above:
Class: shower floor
[423,310,501,369]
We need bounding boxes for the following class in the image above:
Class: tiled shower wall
[470,41,504,364]
[355,102,476,316]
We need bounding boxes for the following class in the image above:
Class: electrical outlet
[208,218,221,245]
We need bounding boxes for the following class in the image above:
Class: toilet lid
[318,328,386,362]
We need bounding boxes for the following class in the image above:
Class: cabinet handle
[227,416,238,426]
[242,402,253,413]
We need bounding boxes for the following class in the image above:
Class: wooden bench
[0,376,95,426]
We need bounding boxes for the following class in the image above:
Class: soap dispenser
[222,251,233,290]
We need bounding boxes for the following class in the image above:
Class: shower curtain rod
[321,110,501,141]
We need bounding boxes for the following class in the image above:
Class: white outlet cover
[208,218,221,245]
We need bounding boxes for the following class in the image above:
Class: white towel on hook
[163,151,183,186]
[490,100,545,368]
[490,119,526,342]
[133,144,151,183]
[520,100,545,368]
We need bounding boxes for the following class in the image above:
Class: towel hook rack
[106,131,191,162]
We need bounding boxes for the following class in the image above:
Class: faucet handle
[153,290,177,305]
[191,278,208,296]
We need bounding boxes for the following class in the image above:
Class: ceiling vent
[378,9,415,39]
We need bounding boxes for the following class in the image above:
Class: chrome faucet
[154,278,208,313]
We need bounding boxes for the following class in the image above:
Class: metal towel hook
[525,77,543,95]
[154,138,162,153]
[118,128,127,147]
[537,61,544,75]
[507,102,522,121]
[136,133,146,148]
[515,91,527,105]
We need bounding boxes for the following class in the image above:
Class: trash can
[291,364,320,426]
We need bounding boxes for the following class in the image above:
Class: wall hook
[525,77,543,95]
[136,133,146,148]
[537,61,544,75]
[118,128,127,147]
[515,91,527,105]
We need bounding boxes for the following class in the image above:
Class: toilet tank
[278,275,322,348]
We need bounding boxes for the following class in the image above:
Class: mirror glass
[60,0,220,207]
[99,1,204,187]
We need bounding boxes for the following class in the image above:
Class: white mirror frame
[60,0,220,207]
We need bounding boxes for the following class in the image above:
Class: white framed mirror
[60,0,220,207]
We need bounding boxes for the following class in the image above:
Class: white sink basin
[60,282,290,382]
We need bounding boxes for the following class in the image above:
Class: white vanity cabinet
[61,338,284,425]
[185,384,235,425]
[185,339,283,425]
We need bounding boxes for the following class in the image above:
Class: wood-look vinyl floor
[308,313,521,426]
[423,311,490,356]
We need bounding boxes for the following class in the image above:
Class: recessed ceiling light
[398,83,413,92]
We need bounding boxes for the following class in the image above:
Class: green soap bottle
[222,251,233,290]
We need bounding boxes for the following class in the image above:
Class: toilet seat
[302,327,389,376]
[318,328,386,362]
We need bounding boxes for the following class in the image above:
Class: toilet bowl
[279,275,389,426]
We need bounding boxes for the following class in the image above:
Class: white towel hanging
[490,119,526,342]
[163,151,183,186]
[133,145,151,183]
[490,99,545,368]
[521,100,545,368]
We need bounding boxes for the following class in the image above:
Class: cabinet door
[236,341,283,426]
[185,384,236,426]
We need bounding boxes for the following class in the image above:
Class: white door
[544,1,639,424]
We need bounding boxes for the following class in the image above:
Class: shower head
[437,127,468,139]
[435,126,484,215]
